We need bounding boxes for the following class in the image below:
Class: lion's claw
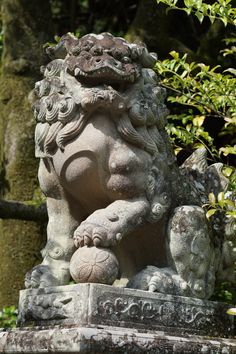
[25,265,59,289]
[24,263,70,289]
[73,221,117,248]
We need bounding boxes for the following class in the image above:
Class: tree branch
[0,199,48,222]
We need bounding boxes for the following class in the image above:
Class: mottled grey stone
[18,284,234,338]
[0,325,236,354]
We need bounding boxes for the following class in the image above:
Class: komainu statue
[25,32,236,299]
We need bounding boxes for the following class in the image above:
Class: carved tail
[180,147,236,283]
[180,148,229,201]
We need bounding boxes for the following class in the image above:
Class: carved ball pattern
[69,246,119,285]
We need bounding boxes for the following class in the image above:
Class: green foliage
[156,0,236,303]
[227,307,236,315]
[221,35,236,57]
[154,8,236,220]
[203,168,236,221]
[212,281,236,303]
[155,51,236,160]
[43,32,80,49]
[0,306,17,328]
[49,0,137,38]
[25,188,46,207]
[204,190,236,220]
[155,50,236,208]
[156,0,236,25]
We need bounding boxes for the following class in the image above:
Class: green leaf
[195,11,204,23]
[206,209,217,219]
[184,7,192,15]
[221,16,228,27]
[224,199,235,207]
[227,308,236,316]
[217,191,225,202]
[220,146,236,156]
[209,15,216,24]
[174,147,183,155]
[169,50,179,60]
[209,192,216,205]
[184,0,193,7]
[193,115,205,127]
[217,191,225,208]
[54,35,61,43]
[223,167,233,177]
[224,68,236,76]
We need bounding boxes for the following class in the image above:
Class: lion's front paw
[24,264,69,289]
[73,217,122,248]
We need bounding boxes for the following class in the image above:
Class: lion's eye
[81,51,92,60]
[122,56,131,63]
[91,46,103,56]
[112,50,122,60]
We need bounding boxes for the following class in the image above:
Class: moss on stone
[0,75,47,307]
[0,0,53,307]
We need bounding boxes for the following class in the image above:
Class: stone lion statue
[25,32,235,299]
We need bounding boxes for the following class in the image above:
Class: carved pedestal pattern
[18,284,234,338]
[0,284,235,354]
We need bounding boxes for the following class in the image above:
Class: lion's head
[33,32,172,166]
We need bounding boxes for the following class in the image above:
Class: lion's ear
[129,44,157,68]
[140,50,157,68]
[46,33,79,60]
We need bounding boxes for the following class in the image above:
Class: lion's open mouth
[73,64,137,84]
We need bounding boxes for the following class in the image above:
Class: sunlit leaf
[193,115,205,127]
[218,192,225,203]
[209,193,216,205]
[227,308,236,315]
[195,11,204,23]
[223,167,233,177]
[206,209,217,219]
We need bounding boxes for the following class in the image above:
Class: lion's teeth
[74,68,80,76]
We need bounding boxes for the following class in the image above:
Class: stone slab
[18,284,234,338]
[0,325,236,354]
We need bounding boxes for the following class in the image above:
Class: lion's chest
[52,115,118,210]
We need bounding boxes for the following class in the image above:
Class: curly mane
[33,33,172,165]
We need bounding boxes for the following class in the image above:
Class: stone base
[18,284,234,338]
[0,284,235,354]
[0,325,236,353]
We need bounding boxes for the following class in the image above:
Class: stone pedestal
[0,284,235,353]
[1,325,236,354]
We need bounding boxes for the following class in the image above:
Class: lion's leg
[167,205,217,299]
[127,206,217,299]
[25,159,80,289]
[73,198,150,248]
[73,142,153,248]
[127,266,191,296]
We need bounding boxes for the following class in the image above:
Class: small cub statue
[25,33,235,299]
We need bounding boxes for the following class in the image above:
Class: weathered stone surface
[0,325,236,354]
[18,284,234,338]
[23,32,236,300]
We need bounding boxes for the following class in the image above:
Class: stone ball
[69,246,119,285]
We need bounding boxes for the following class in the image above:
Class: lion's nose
[94,55,122,70]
